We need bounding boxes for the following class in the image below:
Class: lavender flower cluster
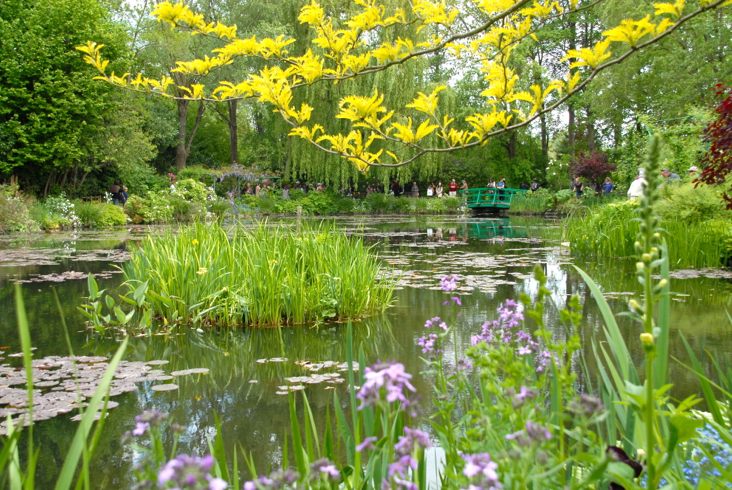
[385,427,432,490]
[243,468,299,490]
[356,360,418,410]
[158,454,227,490]
[461,453,502,490]
[417,317,448,355]
[505,422,552,447]
[470,300,551,372]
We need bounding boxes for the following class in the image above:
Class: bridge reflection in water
[424,219,526,243]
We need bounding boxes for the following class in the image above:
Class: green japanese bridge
[459,188,526,212]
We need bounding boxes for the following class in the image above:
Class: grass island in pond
[119,221,395,328]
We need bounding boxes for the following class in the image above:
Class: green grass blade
[288,393,307,476]
[679,332,725,426]
[14,285,35,490]
[574,266,638,383]
[654,244,671,389]
[54,337,129,490]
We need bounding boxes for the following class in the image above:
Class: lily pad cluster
[0,355,208,434]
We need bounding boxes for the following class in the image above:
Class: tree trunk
[175,99,190,171]
[228,99,238,165]
[214,100,239,166]
[540,112,549,160]
[184,101,206,160]
[568,105,576,159]
[586,107,596,153]
[43,170,55,198]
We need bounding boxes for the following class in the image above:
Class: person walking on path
[530,180,539,192]
[392,180,401,197]
[628,169,647,199]
[412,182,419,198]
[448,179,458,197]
[436,182,443,198]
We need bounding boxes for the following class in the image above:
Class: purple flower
[451,297,462,306]
[516,346,532,355]
[525,422,552,442]
[356,436,378,452]
[383,428,431,490]
[157,454,227,489]
[133,422,150,436]
[424,317,442,329]
[309,458,341,483]
[568,393,605,417]
[417,333,441,354]
[243,468,299,490]
[461,453,502,490]
[135,410,169,428]
[357,361,417,410]
[440,275,458,292]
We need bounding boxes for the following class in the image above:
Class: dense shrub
[0,185,35,232]
[656,181,728,223]
[125,191,174,224]
[98,204,127,226]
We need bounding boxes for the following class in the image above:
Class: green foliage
[656,181,729,223]
[0,184,35,232]
[566,198,732,268]
[124,191,174,224]
[97,203,126,226]
[171,178,211,203]
[121,221,395,327]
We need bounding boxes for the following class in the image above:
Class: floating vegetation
[122,221,395,327]
[0,355,201,434]
[0,248,129,268]
[13,270,122,284]
[376,247,571,293]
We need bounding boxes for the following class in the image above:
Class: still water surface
[0,217,730,488]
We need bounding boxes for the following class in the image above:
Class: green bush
[207,199,231,219]
[98,203,127,226]
[168,196,201,222]
[656,181,728,223]
[125,191,174,224]
[171,178,211,203]
[75,202,103,226]
[0,185,35,232]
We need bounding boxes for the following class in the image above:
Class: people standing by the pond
[448,179,458,197]
[436,182,443,198]
[573,177,584,198]
[460,180,469,192]
[602,177,614,195]
[282,185,290,199]
[121,185,129,206]
[530,180,539,192]
[412,182,419,198]
[427,183,434,198]
[688,166,699,178]
[661,167,681,182]
[109,180,122,206]
[392,180,401,197]
[627,169,647,199]
[255,183,261,196]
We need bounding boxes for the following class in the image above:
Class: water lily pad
[145,360,169,366]
[151,384,179,391]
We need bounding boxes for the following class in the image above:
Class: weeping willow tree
[77,0,732,183]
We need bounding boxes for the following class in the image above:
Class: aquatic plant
[564,198,732,268]
[121,221,395,327]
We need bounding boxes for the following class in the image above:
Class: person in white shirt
[627,169,647,200]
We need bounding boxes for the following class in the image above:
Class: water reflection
[1,217,731,489]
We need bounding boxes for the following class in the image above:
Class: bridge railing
[459,188,526,207]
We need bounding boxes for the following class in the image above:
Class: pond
[0,216,731,488]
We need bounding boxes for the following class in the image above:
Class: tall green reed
[122,221,395,328]
[565,200,731,269]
